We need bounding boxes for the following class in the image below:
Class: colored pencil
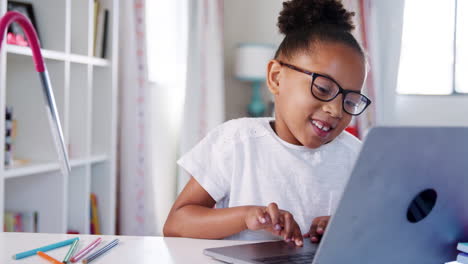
[12,237,79,260]
[82,239,119,264]
[63,238,79,263]
[37,251,63,264]
[70,237,102,263]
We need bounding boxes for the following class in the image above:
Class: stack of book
[93,0,109,58]
[4,211,38,232]
[446,243,468,264]
[457,243,468,263]
[5,107,29,168]
[5,106,15,167]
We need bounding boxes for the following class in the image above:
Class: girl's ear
[267,60,282,95]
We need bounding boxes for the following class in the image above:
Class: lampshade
[235,43,276,81]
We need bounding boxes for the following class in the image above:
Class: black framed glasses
[279,61,372,116]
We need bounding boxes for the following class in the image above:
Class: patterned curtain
[118,0,151,236]
[177,0,225,193]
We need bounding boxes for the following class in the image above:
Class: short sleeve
[177,124,233,202]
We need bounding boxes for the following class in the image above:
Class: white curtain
[145,0,188,236]
[342,0,372,138]
[177,0,225,193]
[119,0,225,236]
[118,0,154,236]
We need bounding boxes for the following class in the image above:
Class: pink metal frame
[0,11,70,175]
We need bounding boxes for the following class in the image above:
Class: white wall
[223,0,284,120]
[394,96,468,126]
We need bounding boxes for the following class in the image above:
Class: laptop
[204,127,468,263]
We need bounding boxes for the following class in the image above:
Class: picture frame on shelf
[7,1,40,47]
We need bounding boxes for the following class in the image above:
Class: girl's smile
[310,118,335,139]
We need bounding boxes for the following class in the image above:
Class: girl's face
[267,42,366,148]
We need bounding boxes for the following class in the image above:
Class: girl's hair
[275,0,364,60]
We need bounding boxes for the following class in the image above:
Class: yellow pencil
[37,251,62,264]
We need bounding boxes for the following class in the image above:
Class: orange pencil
[37,251,62,264]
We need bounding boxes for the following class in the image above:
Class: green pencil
[62,239,79,263]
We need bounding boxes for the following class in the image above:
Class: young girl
[164,0,371,247]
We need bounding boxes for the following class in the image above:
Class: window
[397,0,466,95]
[146,0,188,85]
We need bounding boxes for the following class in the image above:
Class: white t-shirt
[177,117,361,241]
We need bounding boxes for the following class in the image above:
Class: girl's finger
[256,207,267,224]
[316,218,328,235]
[293,222,303,246]
[309,218,320,243]
[265,214,271,224]
[282,212,294,242]
[266,203,282,231]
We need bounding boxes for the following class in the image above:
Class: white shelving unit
[0,0,119,235]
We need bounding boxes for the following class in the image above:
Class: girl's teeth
[312,120,331,132]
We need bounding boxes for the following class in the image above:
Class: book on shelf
[5,106,33,169]
[5,106,16,167]
[93,0,100,54]
[90,193,101,234]
[4,211,38,232]
[458,252,468,264]
[101,9,109,59]
[458,243,468,254]
[93,0,110,58]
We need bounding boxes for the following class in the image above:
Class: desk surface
[1,232,260,263]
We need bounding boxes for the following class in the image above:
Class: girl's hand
[303,216,331,243]
[245,202,303,246]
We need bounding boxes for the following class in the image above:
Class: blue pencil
[12,237,79,260]
[82,239,119,264]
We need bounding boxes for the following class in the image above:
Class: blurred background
[1,0,466,237]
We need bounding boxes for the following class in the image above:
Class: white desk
[1,232,259,263]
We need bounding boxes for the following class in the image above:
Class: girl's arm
[163,176,252,239]
[163,177,304,246]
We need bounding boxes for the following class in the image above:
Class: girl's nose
[322,94,343,119]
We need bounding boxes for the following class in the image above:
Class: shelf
[89,154,108,164]
[7,44,68,62]
[69,54,110,67]
[0,0,118,235]
[4,155,108,179]
[6,45,110,66]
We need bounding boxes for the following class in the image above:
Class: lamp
[235,43,276,117]
[0,11,71,176]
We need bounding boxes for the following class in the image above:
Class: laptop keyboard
[254,252,315,264]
